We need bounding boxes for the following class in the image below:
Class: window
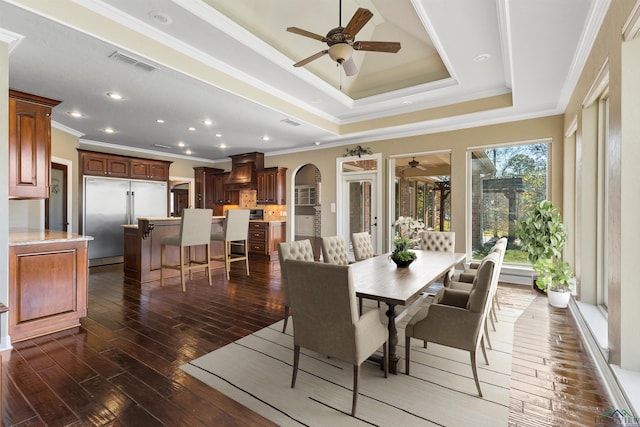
[469,141,549,264]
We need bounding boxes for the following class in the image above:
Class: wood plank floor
[2,258,614,426]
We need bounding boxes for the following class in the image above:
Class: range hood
[225,152,264,188]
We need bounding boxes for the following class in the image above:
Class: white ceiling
[0,0,605,162]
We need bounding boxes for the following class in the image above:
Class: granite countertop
[9,228,94,246]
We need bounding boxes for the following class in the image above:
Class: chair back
[179,208,213,246]
[285,259,359,361]
[224,209,250,241]
[321,236,350,265]
[466,251,499,314]
[351,232,375,261]
[419,231,455,252]
[278,240,315,305]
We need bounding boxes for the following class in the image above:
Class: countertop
[121,217,286,229]
[9,228,94,246]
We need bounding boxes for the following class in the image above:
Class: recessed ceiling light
[178,141,185,147]
[473,53,492,62]
[156,119,165,123]
[401,100,412,106]
[219,143,227,148]
[262,135,270,141]
[67,111,83,118]
[106,92,123,100]
[103,127,115,134]
[185,149,192,155]
[215,133,222,137]
[203,119,213,126]
[148,10,173,25]
[188,127,196,131]
[314,141,321,146]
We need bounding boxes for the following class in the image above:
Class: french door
[337,153,382,254]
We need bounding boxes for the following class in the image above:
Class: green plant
[516,200,574,292]
[390,236,417,262]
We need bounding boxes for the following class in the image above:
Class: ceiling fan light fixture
[328,43,353,63]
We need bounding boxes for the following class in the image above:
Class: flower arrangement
[392,216,425,246]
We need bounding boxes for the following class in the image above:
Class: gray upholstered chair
[285,259,388,416]
[419,231,456,285]
[160,208,213,292]
[405,251,499,397]
[321,235,350,265]
[278,240,315,333]
[211,209,250,280]
[351,232,375,261]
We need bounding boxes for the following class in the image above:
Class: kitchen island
[8,229,93,342]
[123,216,286,285]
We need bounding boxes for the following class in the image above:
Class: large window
[469,141,549,264]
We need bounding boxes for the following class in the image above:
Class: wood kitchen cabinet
[9,90,61,199]
[79,150,171,181]
[81,151,129,178]
[130,159,169,181]
[248,221,286,260]
[257,167,287,205]
[194,167,224,209]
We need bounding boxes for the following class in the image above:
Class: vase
[391,258,414,268]
[547,289,571,308]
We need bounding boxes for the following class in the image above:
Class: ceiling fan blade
[342,57,358,76]
[353,41,401,53]
[342,8,373,40]
[293,50,328,67]
[287,27,328,42]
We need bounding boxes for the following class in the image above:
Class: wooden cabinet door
[9,97,53,199]
[82,152,129,177]
[148,162,169,181]
[129,160,150,180]
[214,172,228,205]
[257,168,286,204]
[130,160,168,181]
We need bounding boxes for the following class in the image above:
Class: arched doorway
[294,164,321,260]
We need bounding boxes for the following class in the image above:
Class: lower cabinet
[248,221,285,261]
[9,239,89,342]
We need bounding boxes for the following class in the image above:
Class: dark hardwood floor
[2,258,614,426]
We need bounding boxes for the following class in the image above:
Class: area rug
[181,291,535,426]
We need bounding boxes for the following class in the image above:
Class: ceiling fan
[286,1,401,76]
[399,157,427,171]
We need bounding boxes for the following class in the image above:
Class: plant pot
[391,258,414,268]
[547,289,571,308]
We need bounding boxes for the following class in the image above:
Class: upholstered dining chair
[419,231,456,285]
[285,259,388,416]
[351,232,375,261]
[210,209,250,281]
[320,235,350,265]
[160,208,213,292]
[405,251,499,397]
[277,239,315,333]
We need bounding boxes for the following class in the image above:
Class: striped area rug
[182,290,535,426]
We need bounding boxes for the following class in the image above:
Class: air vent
[280,118,301,127]
[152,143,172,149]
[109,51,156,72]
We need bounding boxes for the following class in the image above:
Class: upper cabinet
[9,90,61,199]
[193,166,224,210]
[79,150,171,182]
[257,167,287,205]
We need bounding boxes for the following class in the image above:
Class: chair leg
[489,308,496,331]
[480,336,489,365]
[351,365,360,416]
[494,293,502,311]
[282,306,289,333]
[492,303,498,324]
[405,336,411,375]
[225,241,231,281]
[484,318,493,350]
[244,239,250,276]
[470,350,483,397]
[206,243,212,286]
[179,245,186,292]
[358,297,363,315]
[160,244,166,287]
[291,345,300,388]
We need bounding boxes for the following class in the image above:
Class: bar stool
[160,208,213,292]
[211,209,250,280]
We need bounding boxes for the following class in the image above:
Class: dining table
[351,249,467,374]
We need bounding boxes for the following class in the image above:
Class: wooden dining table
[351,250,467,374]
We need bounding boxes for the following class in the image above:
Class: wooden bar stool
[211,209,250,280]
[160,208,213,292]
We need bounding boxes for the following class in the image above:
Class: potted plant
[516,200,575,308]
[390,236,417,267]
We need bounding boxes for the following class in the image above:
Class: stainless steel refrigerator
[84,176,168,265]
